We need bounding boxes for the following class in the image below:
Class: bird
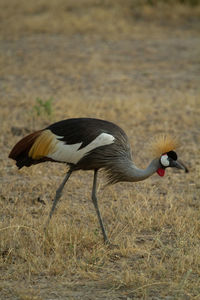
[8,118,188,244]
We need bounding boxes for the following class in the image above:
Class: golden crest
[150,134,179,157]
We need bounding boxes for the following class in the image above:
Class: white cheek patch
[160,154,170,167]
[47,133,115,164]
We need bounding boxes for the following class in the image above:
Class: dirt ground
[0,1,200,299]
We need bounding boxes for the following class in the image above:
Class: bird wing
[46,118,122,149]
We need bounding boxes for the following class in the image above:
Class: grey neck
[128,158,160,182]
[105,157,160,184]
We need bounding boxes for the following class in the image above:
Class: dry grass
[0,0,200,40]
[0,0,200,299]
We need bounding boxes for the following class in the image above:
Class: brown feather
[9,129,59,168]
[9,130,42,160]
[28,130,58,159]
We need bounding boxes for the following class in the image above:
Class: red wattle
[157,168,165,177]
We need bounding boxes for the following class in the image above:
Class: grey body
[48,118,161,184]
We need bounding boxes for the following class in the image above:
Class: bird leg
[92,169,109,244]
[45,168,73,228]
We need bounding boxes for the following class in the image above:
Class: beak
[171,160,189,173]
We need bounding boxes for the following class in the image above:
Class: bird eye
[160,154,170,167]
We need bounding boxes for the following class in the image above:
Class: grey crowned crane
[9,118,188,243]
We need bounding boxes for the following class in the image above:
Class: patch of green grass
[33,97,54,118]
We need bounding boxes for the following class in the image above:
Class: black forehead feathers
[167,150,177,160]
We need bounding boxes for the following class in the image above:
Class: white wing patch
[47,133,115,164]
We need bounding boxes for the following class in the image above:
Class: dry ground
[0,1,200,299]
